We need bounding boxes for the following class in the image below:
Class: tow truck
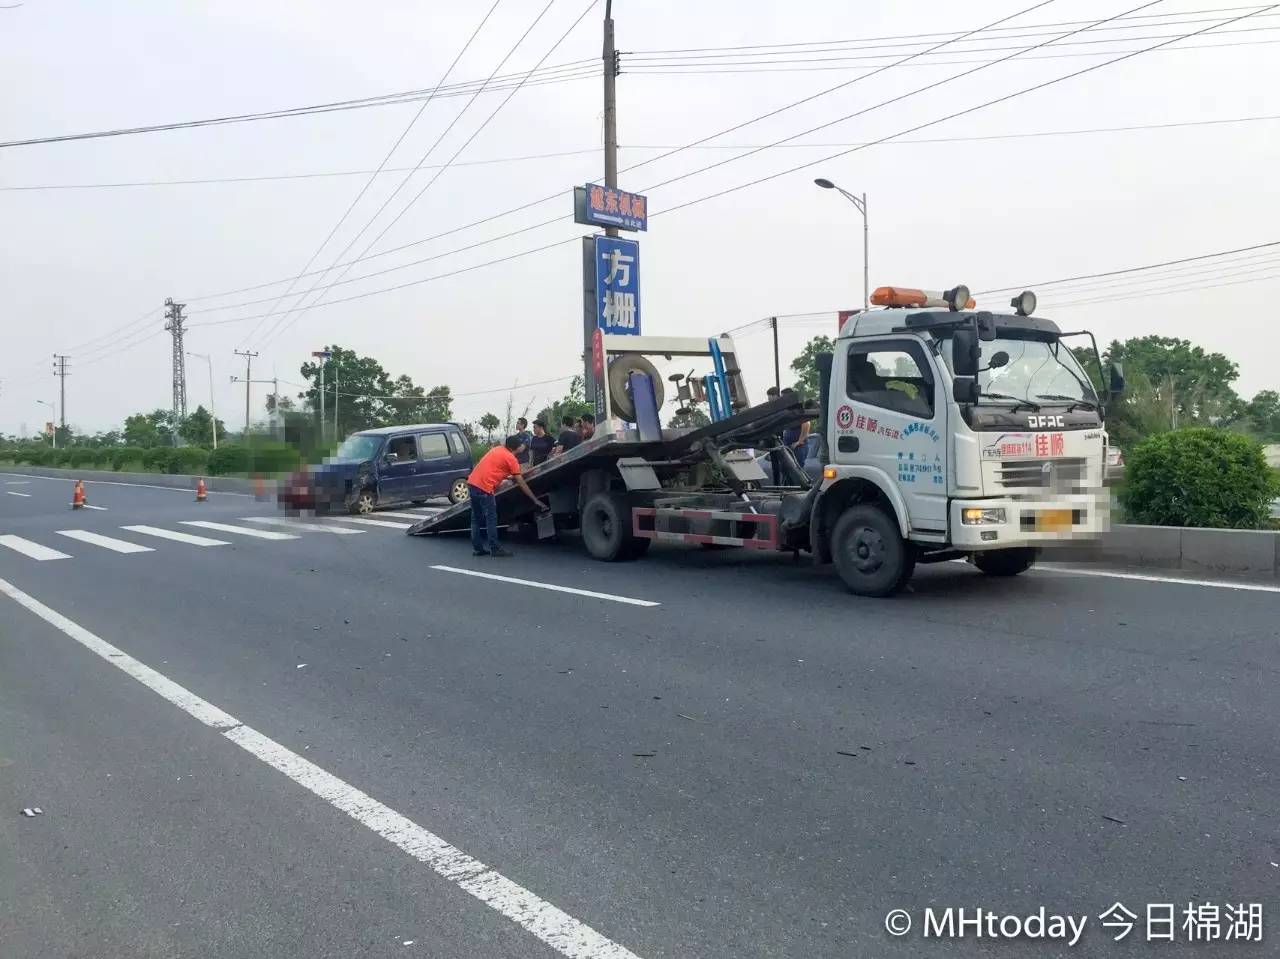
[408,284,1123,596]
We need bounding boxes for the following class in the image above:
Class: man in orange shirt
[467,435,545,557]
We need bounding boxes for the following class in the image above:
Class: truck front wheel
[831,504,914,597]
[581,492,649,561]
[973,547,1038,577]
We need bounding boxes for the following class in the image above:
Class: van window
[418,432,450,460]
[446,431,467,455]
[385,435,417,462]
[846,340,935,419]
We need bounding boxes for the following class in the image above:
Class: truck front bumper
[949,494,1108,550]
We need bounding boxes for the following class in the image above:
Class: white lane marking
[0,472,251,496]
[56,530,154,554]
[332,516,413,530]
[121,525,230,547]
[180,520,298,541]
[1036,564,1280,594]
[374,510,442,521]
[0,577,645,959]
[242,517,364,534]
[430,565,660,608]
[0,535,72,561]
[5,491,32,497]
[5,480,31,485]
[81,504,108,511]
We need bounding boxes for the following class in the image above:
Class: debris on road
[836,751,859,758]
[296,663,308,669]
[20,807,43,817]
[1102,814,1127,826]
[676,713,706,723]
[632,751,656,758]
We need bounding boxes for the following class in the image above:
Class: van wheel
[449,479,470,504]
[831,504,914,597]
[581,492,645,562]
[348,489,376,515]
[973,547,1038,577]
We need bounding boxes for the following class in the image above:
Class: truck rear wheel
[581,492,648,562]
[831,504,914,597]
[973,547,1038,577]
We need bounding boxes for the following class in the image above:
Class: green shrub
[142,447,176,473]
[1121,427,1280,529]
[66,447,98,468]
[21,447,50,466]
[170,447,210,475]
[208,442,299,476]
[110,446,147,471]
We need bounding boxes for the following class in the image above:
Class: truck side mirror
[1108,362,1125,398]
[952,327,980,377]
[953,376,979,404]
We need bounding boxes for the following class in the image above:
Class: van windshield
[331,434,382,462]
[943,335,1097,406]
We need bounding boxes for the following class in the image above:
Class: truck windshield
[944,335,1097,406]
[331,434,382,462]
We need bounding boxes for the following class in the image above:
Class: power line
[1050,268,1280,309]
[14,113,1276,193]
[1041,256,1280,304]
[277,373,576,401]
[191,5,1278,330]
[258,0,587,350]
[627,5,1274,54]
[651,5,1276,221]
[0,59,596,150]
[976,240,1280,293]
[178,0,1063,312]
[239,0,506,347]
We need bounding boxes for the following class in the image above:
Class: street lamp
[814,177,869,310]
[186,351,218,450]
[35,399,56,448]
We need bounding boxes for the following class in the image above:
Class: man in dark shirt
[528,419,555,466]
[578,413,596,441]
[512,417,532,466]
[553,415,581,456]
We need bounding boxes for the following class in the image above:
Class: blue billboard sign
[580,183,648,232]
[593,236,640,335]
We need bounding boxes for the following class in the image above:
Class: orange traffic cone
[253,474,266,500]
[195,477,208,503]
[72,480,86,509]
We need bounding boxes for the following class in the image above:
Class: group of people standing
[508,413,596,468]
[463,412,596,558]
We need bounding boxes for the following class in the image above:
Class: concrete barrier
[0,465,263,495]
[1053,523,1280,580]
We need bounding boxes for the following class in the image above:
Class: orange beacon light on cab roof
[870,285,976,310]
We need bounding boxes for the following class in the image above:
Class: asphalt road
[1,471,1275,958]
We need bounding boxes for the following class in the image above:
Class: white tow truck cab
[408,283,1123,598]
[811,283,1123,594]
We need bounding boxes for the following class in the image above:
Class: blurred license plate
[1035,509,1072,532]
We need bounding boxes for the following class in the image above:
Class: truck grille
[996,457,1087,491]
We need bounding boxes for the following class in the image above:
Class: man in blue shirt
[512,417,532,467]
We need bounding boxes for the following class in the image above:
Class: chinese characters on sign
[981,432,1066,459]
[593,236,641,335]
[577,184,648,231]
[896,450,945,486]
[1097,902,1262,944]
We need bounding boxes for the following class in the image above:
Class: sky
[2,0,1278,438]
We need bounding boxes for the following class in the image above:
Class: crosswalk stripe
[81,504,108,511]
[371,510,441,521]
[180,520,299,541]
[331,516,413,530]
[56,530,154,554]
[0,534,71,561]
[5,491,32,497]
[121,525,230,547]
[242,517,364,534]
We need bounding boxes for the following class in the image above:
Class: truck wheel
[831,504,914,597]
[973,547,1038,577]
[581,492,644,562]
[348,488,376,515]
[449,479,470,504]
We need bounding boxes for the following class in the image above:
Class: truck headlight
[962,507,1006,525]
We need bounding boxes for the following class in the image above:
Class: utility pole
[164,299,188,435]
[233,350,258,437]
[52,354,69,438]
[602,0,619,239]
[333,360,340,441]
[311,350,332,443]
